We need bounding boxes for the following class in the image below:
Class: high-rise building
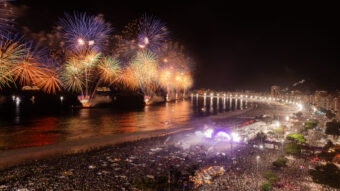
[314,91,328,109]
[271,86,280,98]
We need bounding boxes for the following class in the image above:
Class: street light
[274,121,280,127]
[15,97,21,105]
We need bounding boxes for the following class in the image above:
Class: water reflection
[0,97,250,150]
[0,117,60,149]
[223,97,226,110]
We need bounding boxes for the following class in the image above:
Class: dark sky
[12,1,339,92]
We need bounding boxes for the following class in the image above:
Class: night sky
[12,1,339,92]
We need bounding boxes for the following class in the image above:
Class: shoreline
[0,103,306,191]
[0,107,254,170]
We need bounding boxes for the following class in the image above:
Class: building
[271,86,280,98]
[314,91,328,109]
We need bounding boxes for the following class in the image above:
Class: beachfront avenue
[1,94,338,190]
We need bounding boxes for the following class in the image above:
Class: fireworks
[120,65,138,90]
[1,8,194,105]
[1,34,64,94]
[11,59,47,86]
[97,56,121,84]
[0,34,27,88]
[137,14,169,51]
[10,41,51,88]
[174,72,183,89]
[60,49,122,106]
[114,38,139,62]
[0,0,14,37]
[118,39,194,100]
[121,19,139,41]
[61,49,101,95]
[114,15,170,62]
[159,68,172,90]
[126,50,158,97]
[60,62,84,93]
[156,42,194,97]
[182,73,193,90]
[58,12,112,51]
[156,42,184,68]
[36,69,63,94]
[0,36,64,94]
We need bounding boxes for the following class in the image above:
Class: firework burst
[0,0,14,37]
[182,73,193,90]
[0,34,27,88]
[36,69,63,94]
[58,12,112,51]
[60,61,84,93]
[156,41,194,97]
[120,65,138,90]
[114,15,169,62]
[32,59,63,94]
[126,50,159,96]
[97,56,121,84]
[11,59,47,86]
[159,69,172,89]
[10,42,51,87]
[60,47,103,99]
[137,14,169,51]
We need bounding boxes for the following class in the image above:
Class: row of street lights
[193,93,303,105]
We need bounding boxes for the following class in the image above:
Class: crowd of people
[0,132,317,190]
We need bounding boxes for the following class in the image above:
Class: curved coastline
[0,106,254,170]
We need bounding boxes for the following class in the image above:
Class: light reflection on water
[0,97,251,150]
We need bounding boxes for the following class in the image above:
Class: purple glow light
[204,129,213,138]
[58,12,112,51]
[215,131,231,141]
[231,133,241,142]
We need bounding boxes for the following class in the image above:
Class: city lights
[204,129,214,138]
[274,121,280,127]
[15,97,21,105]
[0,2,338,190]
[215,131,231,141]
[231,132,241,142]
